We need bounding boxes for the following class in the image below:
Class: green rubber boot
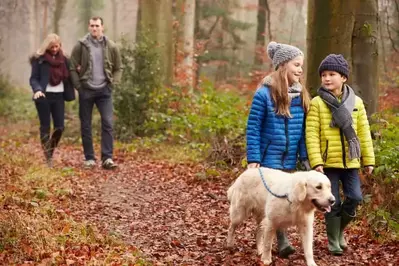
[276,230,295,258]
[326,216,343,255]
[339,211,355,250]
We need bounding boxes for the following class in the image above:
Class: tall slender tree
[182,0,196,90]
[53,0,67,34]
[140,0,174,85]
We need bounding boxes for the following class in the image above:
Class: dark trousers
[79,87,113,161]
[35,92,65,159]
[324,168,363,218]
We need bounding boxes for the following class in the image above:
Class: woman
[246,41,311,258]
[29,33,75,167]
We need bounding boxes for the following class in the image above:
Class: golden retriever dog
[226,167,335,266]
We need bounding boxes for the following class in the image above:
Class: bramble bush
[114,32,162,140]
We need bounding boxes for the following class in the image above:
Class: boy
[305,54,375,255]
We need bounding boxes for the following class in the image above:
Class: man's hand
[364,166,374,175]
[248,163,260,169]
[33,91,45,99]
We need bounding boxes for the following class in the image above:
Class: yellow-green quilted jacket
[306,96,375,169]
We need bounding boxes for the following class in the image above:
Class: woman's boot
[40,134,52,167]
[276,230,295,258]
[48,128,63,162]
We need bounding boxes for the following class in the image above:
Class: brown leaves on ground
[1,121,398,265]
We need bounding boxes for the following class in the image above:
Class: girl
[306,54,374,255]
[29,33,75,167]
[246,41,311,258]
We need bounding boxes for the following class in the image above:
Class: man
[70,16,122,169]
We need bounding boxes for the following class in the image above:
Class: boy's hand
[248,163,260,168]
[314,165,324,173]
[364,166,374,175]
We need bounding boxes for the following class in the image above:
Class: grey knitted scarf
[262,76,302,99]
[318,85,361,160]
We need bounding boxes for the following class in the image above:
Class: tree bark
[182,0,196,90]
[42,0,48,39]
[111,0,118,40]
[351,0,379,113]
[140,0,174,85]
[53,0,67,34]
[307,0,379,114]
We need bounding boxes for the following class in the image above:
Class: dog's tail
[227,181,235,202]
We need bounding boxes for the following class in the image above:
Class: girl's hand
[248,163,260,168]
[364,166,374,175]
[314,165,324,173]
[33,91,45,99]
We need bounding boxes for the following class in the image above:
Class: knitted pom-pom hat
[267,41,304,69]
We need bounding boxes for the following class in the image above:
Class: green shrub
[143,81,249,166]
[360,111,399,241]
[0,77,35,122]
[114,32,162,140]
[0,74,13,100]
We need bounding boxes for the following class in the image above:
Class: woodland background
[0,0,398,265]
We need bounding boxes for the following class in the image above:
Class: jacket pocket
[261,140,271,162]
[322,140,329,163]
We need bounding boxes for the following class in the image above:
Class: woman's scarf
[43,50,69,86]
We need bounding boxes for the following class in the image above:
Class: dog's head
[291,170,335,213]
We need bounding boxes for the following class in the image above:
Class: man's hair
[89,16,103,25]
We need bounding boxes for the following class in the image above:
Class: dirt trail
[54,147,398,266]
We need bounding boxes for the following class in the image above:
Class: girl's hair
[261,64,310,117]
[33,33,63,58]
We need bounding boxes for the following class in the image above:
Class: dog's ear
[291,181,307,202]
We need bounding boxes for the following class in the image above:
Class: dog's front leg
[259,218,274,265]
[299,216,317,266]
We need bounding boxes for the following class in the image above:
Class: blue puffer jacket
[246,85,307,170]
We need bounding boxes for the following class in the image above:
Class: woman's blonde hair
[261,63,310,117]
[33,33,63,58]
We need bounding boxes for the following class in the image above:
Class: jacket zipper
[261,141,271,162]
[322,140,329,162]
[282,117,289,167]
[340,129,348,168]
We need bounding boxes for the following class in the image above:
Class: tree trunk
[53,0,67,34]
[182,0,196,90]
[307,0,379,114]
[351,0,379,113]
[140,0,174,85]
[111,0,118,40]
[42,0,48,39]
[230,0,258,75]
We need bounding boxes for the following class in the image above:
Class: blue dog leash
[258,168,291,204]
